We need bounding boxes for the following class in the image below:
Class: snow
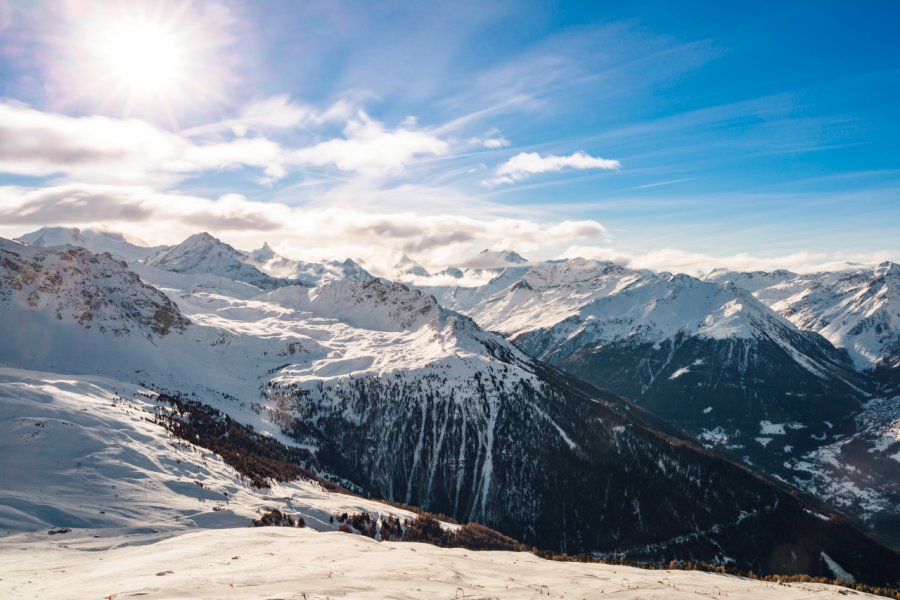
[760,421,786,435]
[0,527,879,600]
[755,437,773,447]
[699,427,729,445]
[759,421,806,435]
[669,366,691,380]
[820,552,856,583]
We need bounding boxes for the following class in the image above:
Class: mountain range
[423,254,900,547]
[1,227,898,587]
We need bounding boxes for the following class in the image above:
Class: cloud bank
[0,183,608,274]
[0,101,448,186]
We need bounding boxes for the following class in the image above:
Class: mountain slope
[5,526,893,600]
[431,259,869,472]
[0,367,414,535]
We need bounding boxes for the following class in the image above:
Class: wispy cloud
[182,96,356,137]
[483,151,621,187]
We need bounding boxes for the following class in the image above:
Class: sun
[61,2,227,127]
[98,20,183,96]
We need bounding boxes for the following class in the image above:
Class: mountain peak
[145,232,285,290]
[182,231,220,245]
[0,238,189,338]
[394,254,429,277]
[477,248,527,264]
[874,260,899,277]
[250,242,277,263]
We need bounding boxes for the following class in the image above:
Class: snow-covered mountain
[248,242,372,285]
[0,238,189,339]
[2,236,897,584]
[144,232,294,290]
[394,248,529,285]
[428,258,869,473]
[393,253,430,278]
[18,226,163,262]
[710,262,900,371]
[465,248,529,268]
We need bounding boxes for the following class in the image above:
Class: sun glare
[99,21,182,95]
[63,3,226,126]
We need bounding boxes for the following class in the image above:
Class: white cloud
[1,182,890,278]
[0,101,289,185]
[483,137,510,149]
[290,111,448,176]
[0,101,448,186]
[484,150,620,187]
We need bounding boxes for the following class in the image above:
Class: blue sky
[0,0,897,273]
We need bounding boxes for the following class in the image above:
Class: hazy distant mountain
[19,226,163,262]
[248,242,373,285]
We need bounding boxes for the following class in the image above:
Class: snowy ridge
[710,262,900,369]
[144,232,290,290]
[0,238,189,339]
[432,258,807,345]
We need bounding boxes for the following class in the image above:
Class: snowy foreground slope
[0,367,420,534]
[2,233,900,587]
[0,367,889,599]
[1,527,888,600]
